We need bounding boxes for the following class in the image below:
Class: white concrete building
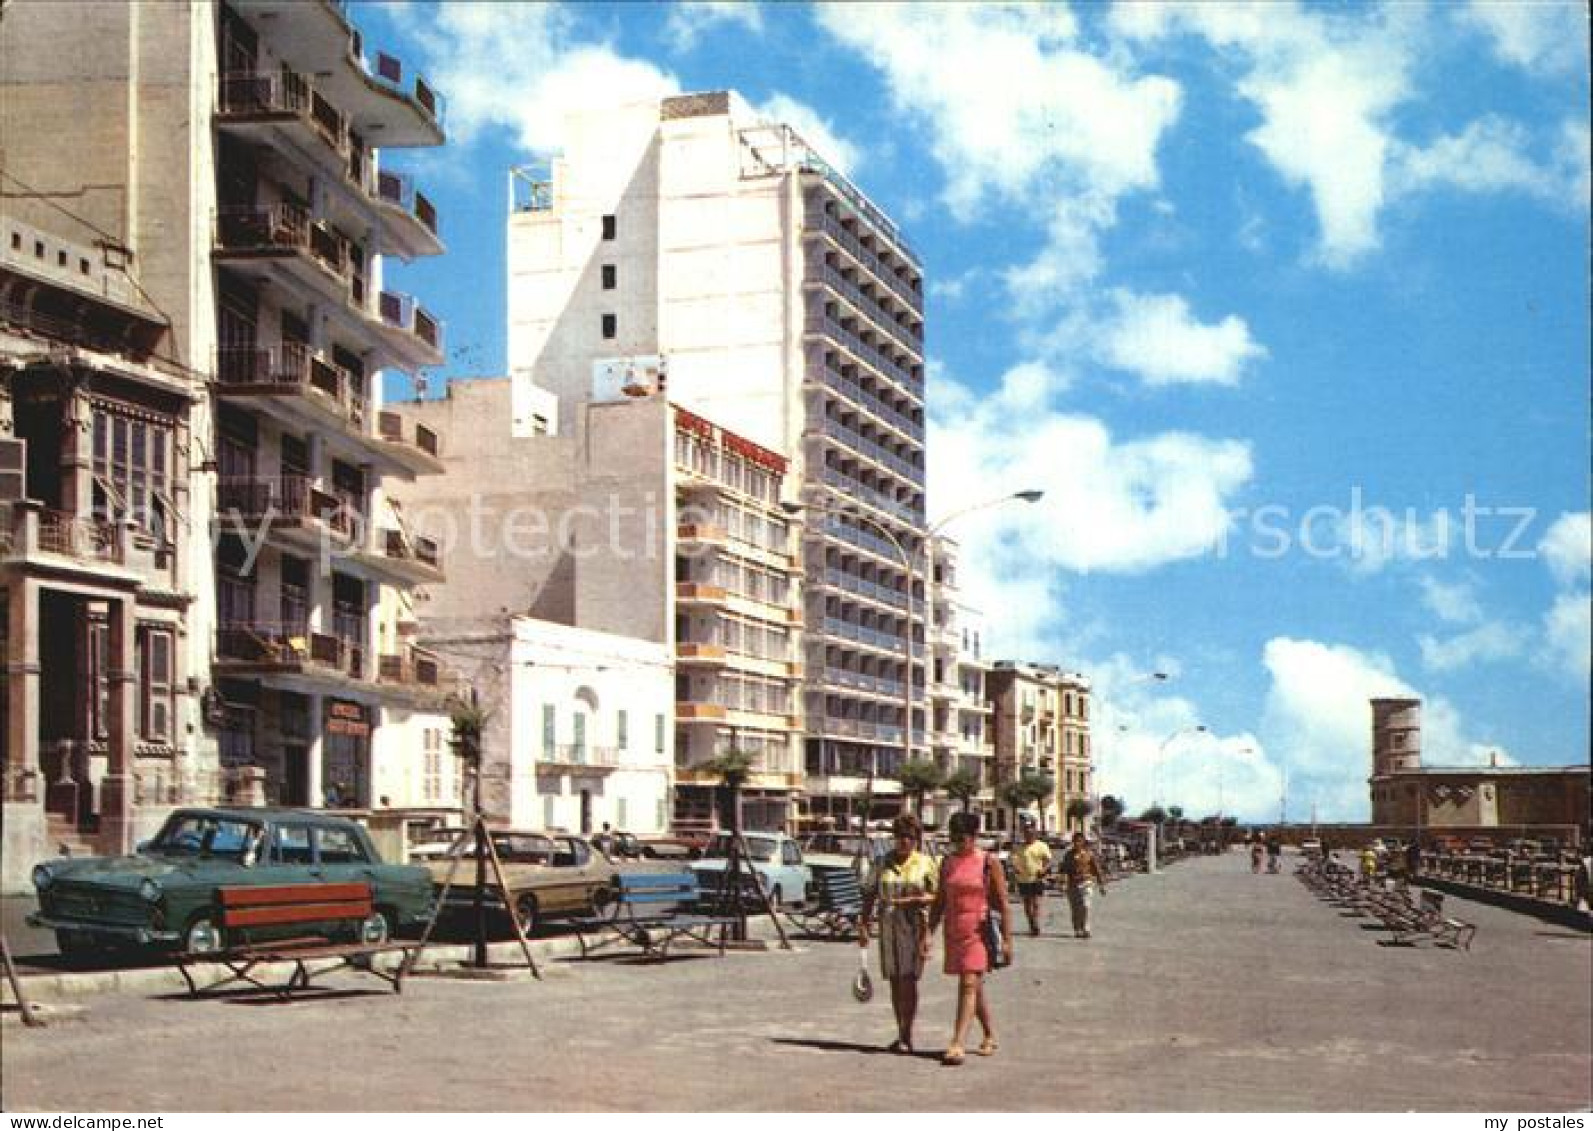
[391,377,804,835]
[0,1,454,887]
[925,537,996,829]
[506,91,928,825]
[425,617,673,835]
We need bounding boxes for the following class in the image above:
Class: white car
[692,832,811,908]
[1299,838,1323,859]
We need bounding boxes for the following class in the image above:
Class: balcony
[228,2,445,148]
[216,341,368,438]
[213,204,359,312]
[801,207,923,315]
[373,170,444,260]
[215,621,366,683]
[537,745,622,770]
[804,352,923,442]
[374,290,444,369]
[677,642,729,666]
[803,312,922,397]
[1,502,169,585]
[676,703,729,723]
[375,411,444,476]
[215,475,360,553]
[377,646,443,689]
[349,527,444,586]
[805,261,922,355]
[217,70,348,184]
[676,522,729,551]
[676,581,729,605]
[808,415,925,488]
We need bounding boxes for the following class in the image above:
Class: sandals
[976,1037,999,1057]
[941,1046,965,1066]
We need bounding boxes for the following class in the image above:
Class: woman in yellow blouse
[859,813,937,1053]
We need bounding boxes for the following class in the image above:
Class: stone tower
[1371,697,1423,777]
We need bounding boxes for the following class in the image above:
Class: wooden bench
[571,871,735,961]
[174,882,420,999]
[784,866,863,940]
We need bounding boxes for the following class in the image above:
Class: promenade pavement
[3,851,1588,1111]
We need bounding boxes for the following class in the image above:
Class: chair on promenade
[783,866,863,941]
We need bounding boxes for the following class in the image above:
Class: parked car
[1299,838,1323,859]
[692,831,811,908]
[799,832,892,877]
[637,836,703,861]
[28,807,433,957]
[427,831,617,935]
[406,825,469,862]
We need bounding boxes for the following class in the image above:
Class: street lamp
[1090,670,1171,839]
[782,489,1043,814]
[1148,723,1205,874]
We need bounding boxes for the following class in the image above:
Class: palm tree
[897,757,944,818]
[998,771,1053,832]
[705,748,756,833]
[1139,805,1168,826]
[1100,795,1125,828]
[943,767,982,813]
[447,694,489,819]
[1066,797,1095,833]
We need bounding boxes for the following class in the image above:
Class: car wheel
[590,884,617,920]
[183,915,224,956]
[360,909,393,946]
[55,929,95,958]
[513,893,539,936]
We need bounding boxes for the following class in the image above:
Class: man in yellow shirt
[1010,821,1053,936]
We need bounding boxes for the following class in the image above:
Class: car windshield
[704,834,779,862]
[151,814,264,860]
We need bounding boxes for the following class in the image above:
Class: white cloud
[1258,637,1509,821]
[1538,512,1591,588]
[815,3,1179,219]
[926,360,1252,656]
[1332,504,1457,576]
[1418,621,1528,672]
[1543,592,1592,682]
[1418,576,1481,625]
[1536,512,1591,682]
[664,1,765,54]
[1393,115,1589,211]
[1097,290,1268,386]
[392,3,678,154]
[751,94,863,178]
[1459,0,1589,76]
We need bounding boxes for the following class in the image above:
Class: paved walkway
[3,851,1588,1111]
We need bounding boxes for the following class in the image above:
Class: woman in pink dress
[928,811,1013,1065]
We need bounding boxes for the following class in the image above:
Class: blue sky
[362,1,1590,822]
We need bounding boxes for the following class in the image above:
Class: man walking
[1010,821,1053,936]
[1060,832,1106,939]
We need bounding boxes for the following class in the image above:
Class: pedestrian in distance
[927,810,1012,1066]
[1250,837,1265,874]
[1360,844,1379,884]
[1266,836,1282,874]
[1060,832,1105,938]
[858,813,936,1055]
[1010,821,1053,936]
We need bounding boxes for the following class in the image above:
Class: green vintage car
[28,807,433,956]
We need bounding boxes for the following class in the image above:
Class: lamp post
[1149,723,1205,873]
[1092,670,1169,837]
[783,489,1042,817]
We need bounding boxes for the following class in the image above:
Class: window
[543,796,556,829]
[656,798,667,830]
[655,714,666,754]
[423,728,443,802]
[601,263,616,289]
[315,826,369,864]
[616,798,628,829]
[270,824,313,865]
[137,626,175,741]
[601,214,616,240]
[601,313,616,339]
[542,704,556,753]
[91,406,173,541]
[617,709,629,750]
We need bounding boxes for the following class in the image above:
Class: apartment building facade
[505,91,928,825]
[986,662,1094,832]
[0,0,452,886]
[391,376,804,834]
[924,538,995,828]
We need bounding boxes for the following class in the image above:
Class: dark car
[28,807,434,956]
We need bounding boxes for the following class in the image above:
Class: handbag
[852,947,874,1002]
[980,853,1010,970]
